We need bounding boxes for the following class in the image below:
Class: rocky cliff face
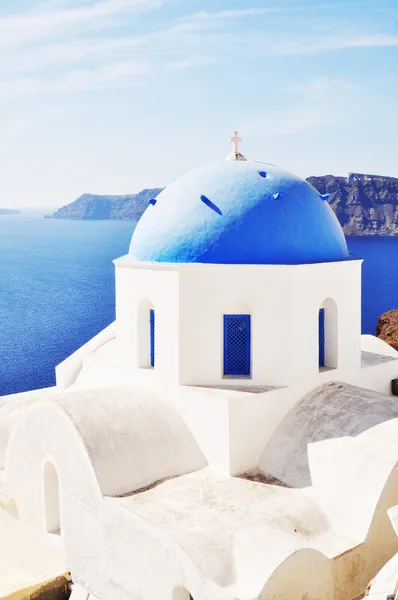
[46,189,163,220]
[307,175,398,236]
[376,310,398,351]
[46,174,398,234]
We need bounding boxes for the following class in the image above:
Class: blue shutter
[223,314,251,376]
[319,308,325,367]
[150,309,155,367]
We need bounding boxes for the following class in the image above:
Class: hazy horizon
[0,0,397,209]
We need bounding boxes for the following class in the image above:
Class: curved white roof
[58,384,207,497]
[259,382,398,488]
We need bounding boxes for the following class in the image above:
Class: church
[1,133,398,600]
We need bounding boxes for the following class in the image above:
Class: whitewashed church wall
[3,401,106,595]
[362,334,398,358]
[178,264,293,387]
[258,549,334,600]
[307,422,398,549]
[227,349,398,476]
[114,259,362,389]
[171,386,231,474]
[178,260,362,387]
[115,264,180,383]
[343,463,398,597]
[56,322,116,389]
[3,402,102,526]
[65,500,104,595]
[101,497,235,600]
[289,259,362,383]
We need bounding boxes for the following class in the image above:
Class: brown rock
[29,575,71,600]
[376,310,398,351]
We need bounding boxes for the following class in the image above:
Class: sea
[0,211,398,397]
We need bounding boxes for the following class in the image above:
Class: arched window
[223,314,251,376]
[42,460,61,535]
[319,298,338,370]
[137,300,155,368]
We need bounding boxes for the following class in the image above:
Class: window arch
[42,459,62,535]
[137,299,155,368]
[319,298,338,370]
[223,302,252,377]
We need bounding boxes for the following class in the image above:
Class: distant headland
[45,189,163,221]
[46,171,398,236]
[0,208,20,215]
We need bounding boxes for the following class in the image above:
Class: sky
[0,0,397,208]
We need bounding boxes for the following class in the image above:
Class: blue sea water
[0,212,135,396]
[0,212,397,397]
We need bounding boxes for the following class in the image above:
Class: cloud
[242,75,361,138]
[0,0,164,45]
[167,57,221,70]
[53,60,149,90]
[268,33,398,56]
[288,76,356,96]
[176,8,276,31]
[175,2,378,32]
[0,1,396,98]
[243,106,329,138]
[0,60,148,96]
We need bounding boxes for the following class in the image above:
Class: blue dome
[129,161,348,265]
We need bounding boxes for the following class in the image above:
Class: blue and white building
[116,150,360,388]
[1,133,398,600]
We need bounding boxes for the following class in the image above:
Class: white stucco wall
[3,401,102,524]
[361,334,398,358]
[179,259,362,387]
[115,260,180,384]
[57,385,207,497]
[114,258,362,388]
[178,263,292,387]
[0,387,58,469]
[289,259,362,381]
[98,466,386,600]
[227,347,398,476]
[258,382,398,488]
[259,549,334,600]
[2,353,398,600]
[56,322,116,389]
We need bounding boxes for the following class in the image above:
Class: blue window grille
[150,309,155,367]
[319,308,325,367]
[223,314,251,376]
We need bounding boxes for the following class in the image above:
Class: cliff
[0,209,20,215]
[376,310,398,351]
[307,174,398,236]
[46,189,163,221]
[46,173,398,234]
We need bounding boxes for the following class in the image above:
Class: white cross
[230,131,241,155]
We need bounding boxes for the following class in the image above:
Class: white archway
[222,302,252,377]
[42,459,62,535]
[223,301,252,316]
